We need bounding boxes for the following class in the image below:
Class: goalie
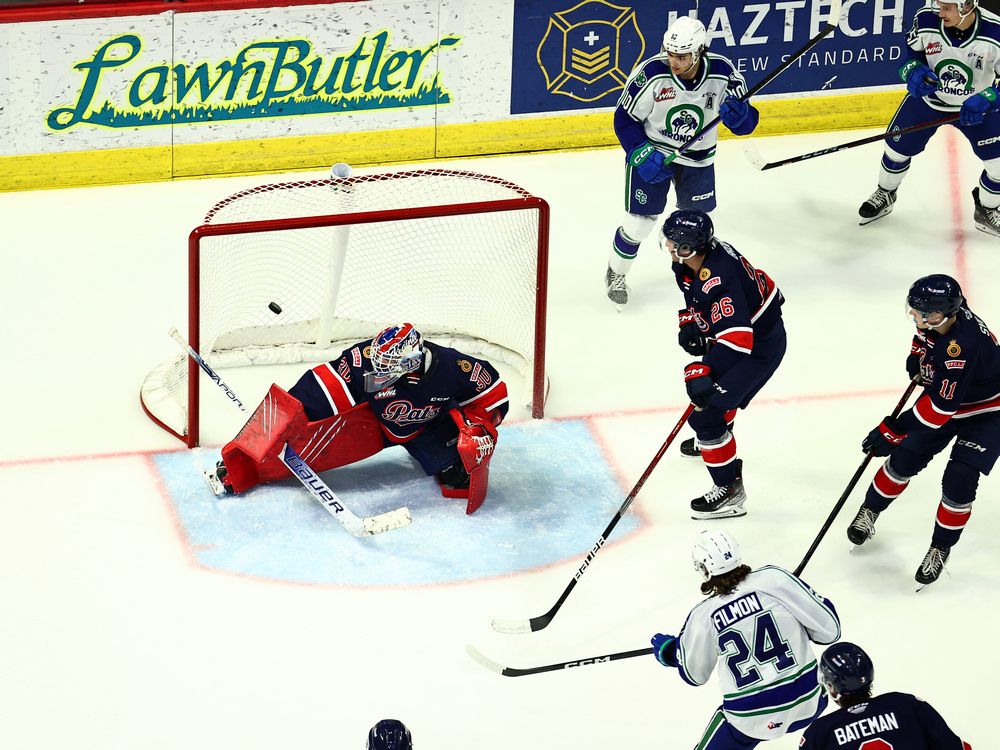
[211,323,509,514]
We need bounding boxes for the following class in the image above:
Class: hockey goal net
[141,168,550,447]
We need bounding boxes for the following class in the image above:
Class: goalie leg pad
[220,386,385,494]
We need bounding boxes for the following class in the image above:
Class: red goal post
[141,169,550,447]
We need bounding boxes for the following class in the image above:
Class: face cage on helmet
[365,331,423,392]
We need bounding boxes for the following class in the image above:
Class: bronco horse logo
[667,105,703,141]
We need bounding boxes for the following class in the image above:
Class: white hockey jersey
[616,51,747,168]
[675,566,841,741]
[907,7,1000,111]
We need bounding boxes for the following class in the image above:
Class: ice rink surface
[1,123,997,749]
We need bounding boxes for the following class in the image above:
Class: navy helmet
[907,274,964,318]
[819,642,874,699]
[661,209,714,257]
[367,720,412,750]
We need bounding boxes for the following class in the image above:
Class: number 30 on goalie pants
[450,408,498,514]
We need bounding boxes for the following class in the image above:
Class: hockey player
[664,209,785,518]
[367,719,412,750]
[801,641,972,749]
[858,0,1000,235]
[212,323,508,514]
[605,15,760,307]
[651,530,841,749]
[849,275,1000,586]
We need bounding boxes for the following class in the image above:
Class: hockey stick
[169,328,412,537]
[743,115,960,171]
[465,644,650,677]
[793,378,918,576]
[491,403,696,634]
[669,0,842,162]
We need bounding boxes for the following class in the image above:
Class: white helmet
[662,16,707,59]
[692,530,741,581]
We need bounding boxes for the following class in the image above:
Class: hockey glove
[906,334,927,382]
[719,95,749,131]
[899,60,939,100]
[684,362,724,410]
[678,309,707,356]
[651,633,679,668]
[961,87,999,126]
[629,142,673,184]
[862,415,907,456]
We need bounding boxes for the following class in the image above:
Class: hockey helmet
[661,209,714,259]
[906,274,963,323]
[365,323,424,392]
[819,642,874,700]
[367,719,413,750]
[662,16,707,59]
[692,529,741,581]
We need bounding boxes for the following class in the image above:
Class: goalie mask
[364,323,424,392]
[692,529,741,581]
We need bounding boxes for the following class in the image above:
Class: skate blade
[203,469,227,496]
[858,211,892,226]
[915,567,950,593]
[690,506,747,520]
[974,223,1000,238]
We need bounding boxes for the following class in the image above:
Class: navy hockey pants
[885,94,1000,161]
[625,158,717,216]
[865,410,1000,547]
[688,321,787,486]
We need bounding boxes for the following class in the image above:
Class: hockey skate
[846,505,879,546]
[858,187,897,225]
[605,266,630,309]
[972,187,1000,237]
[915,544,950,589]
[204,460,234,496]
[690,476,747,519]
[680,437,701,458]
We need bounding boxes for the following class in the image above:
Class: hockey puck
[268,302,282,315]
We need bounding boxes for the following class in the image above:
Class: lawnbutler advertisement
[510,0,927,115]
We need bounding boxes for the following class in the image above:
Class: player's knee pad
[884,145,911,165]
[942,459,981,505]
[883,446,933,478]
[619,212,657,244]
[687,407,728,442]
[982,156,1000,183]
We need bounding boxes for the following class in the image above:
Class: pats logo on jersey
[936,61,975,96]
[534,0,645,103]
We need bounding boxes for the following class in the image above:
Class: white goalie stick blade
[465,644,507,675]
[490,617,533,635]
[363,507,412,535]
[742,140,767,171]
[203,469,227,497]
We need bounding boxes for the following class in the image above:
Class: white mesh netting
[141,169,548,444]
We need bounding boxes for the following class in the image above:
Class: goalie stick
[491,403,696,634]
[168,327,411,537]
[669,0,843,162]
[743,115,960,171]
[465,644,649,677]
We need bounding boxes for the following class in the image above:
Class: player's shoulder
[426,341,498,376]
[913,7,942,32]
[950,308,992,349]
[704,51,738,77]
[340,338,374,368]
[629,54,672,84]
[700,240,744,276]
[977,9,1000,41]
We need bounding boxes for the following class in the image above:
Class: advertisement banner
[510,0,925,116]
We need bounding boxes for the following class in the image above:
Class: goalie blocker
[215,324,508,514]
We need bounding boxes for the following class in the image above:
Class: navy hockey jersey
[800,691,970,750]
[673,239,783,372]
[900,306,1000,434]
[290,340,509,442]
